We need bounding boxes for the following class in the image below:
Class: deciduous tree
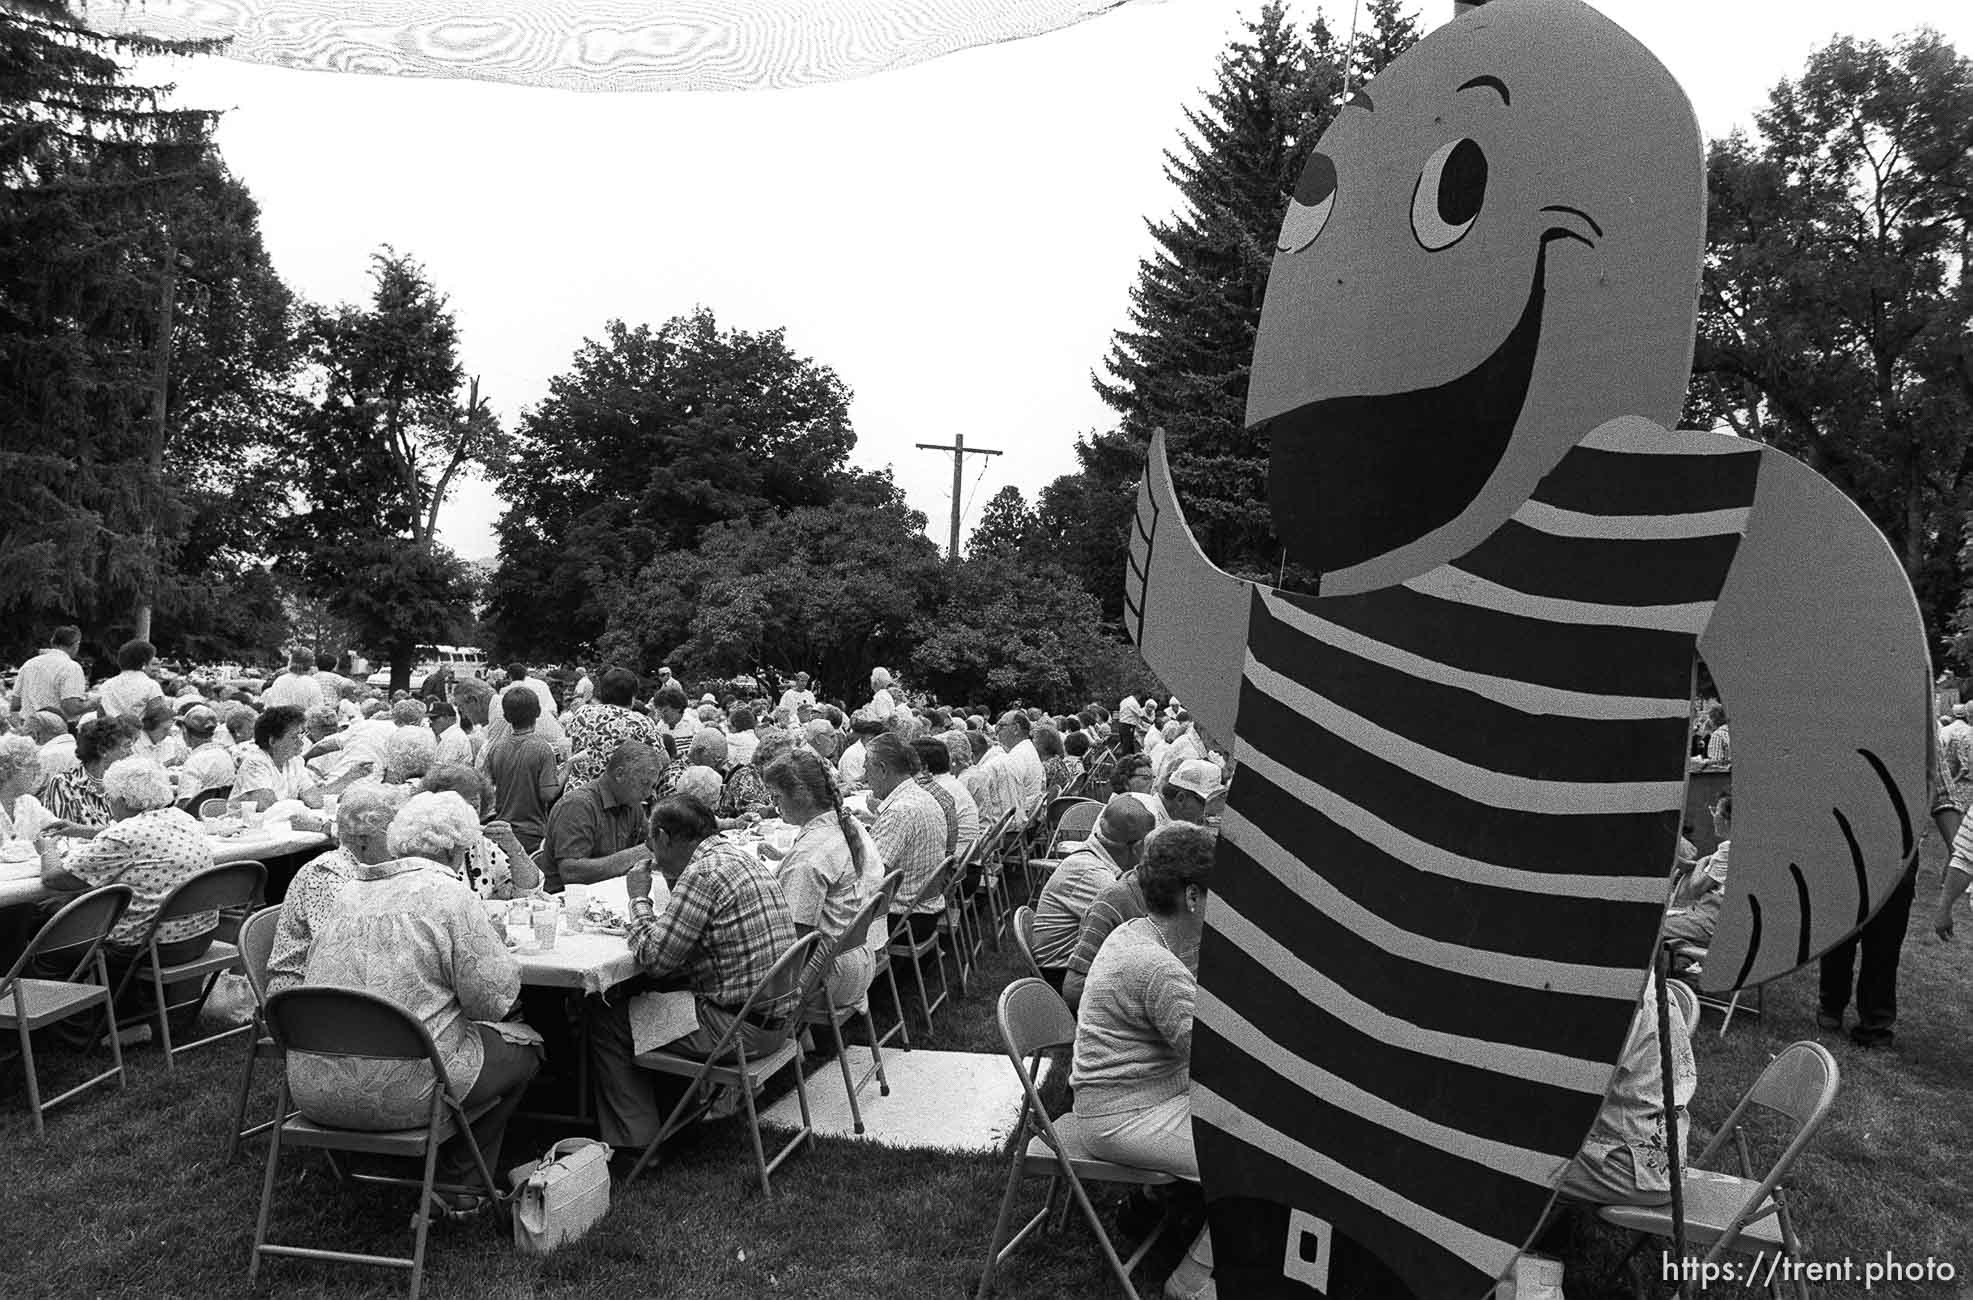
[1691,30,1973,657]
[487,310,858,659]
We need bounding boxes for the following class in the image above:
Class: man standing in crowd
[313,652,352,708]
[505,662,561,723]
[868,667,898,722]
[96,640,162,721]
[777,672,817,716]
[485,688,565,856]
[1031,796,1156,985]
[261,648,326,712]
[541,740,662,890]
[13,626,87,722]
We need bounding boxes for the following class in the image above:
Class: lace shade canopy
[84,0,1160,91]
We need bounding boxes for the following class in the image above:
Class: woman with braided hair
[759,748,889,1011]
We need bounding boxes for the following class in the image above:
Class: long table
[513,876,667,994]
[0,824,333,912]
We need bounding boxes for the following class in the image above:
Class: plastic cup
[242,806,266,831]
[532,903,559,951]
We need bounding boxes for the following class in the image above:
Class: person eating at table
[41,715,139,831]
[287,791,541,1213]
[758,749,888,1012]
[173,705,236,808]
[133,696,189,767]
[0,734,62,851]
[864,733,949,941]
[265,783,411,995]
[420,763,541,899]
[231,705,354,811]
[585,794,799,1154]
[42,756,219,1024]
[540,739,663,891]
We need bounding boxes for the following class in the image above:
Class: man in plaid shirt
[586,795,797,1149]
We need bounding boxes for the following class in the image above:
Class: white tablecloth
[513,876,668,995]
[0,824,332,912]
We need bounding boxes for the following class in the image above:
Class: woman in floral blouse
[287,792,540,1207]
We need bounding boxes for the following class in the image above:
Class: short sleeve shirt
[14,649,85,715]
[231,748,318,802]
[97,671,163,721]
[66,806,218,947]
[563,704,663,789]
[484,732,558,840]
[541,783,645,891]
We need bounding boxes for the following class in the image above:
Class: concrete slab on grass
[760,1047,1054,1152]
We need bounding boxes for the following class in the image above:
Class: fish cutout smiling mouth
[1262,236,1562,585]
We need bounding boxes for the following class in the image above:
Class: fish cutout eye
[1411,138,1487,251]
[1279,152,1336,253]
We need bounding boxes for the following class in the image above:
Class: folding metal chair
[886,860,958,1035]
[110,860,264,1070]
[976,979,1177,1299]
[971,809,1017,948]
[800,880,899,1134]
[1011,905,1046,983]
[1599,1041,1840,1300]
[863,869,913,1051]
[224,905,294,1162]
[1043,797,1103,857]
[625,931,828,1195]
[248,987,505,1300]
[196,798,232,820]
[0,885,133,1135]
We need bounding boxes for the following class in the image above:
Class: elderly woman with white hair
[287,791,541,1207]
[46,756,218,963]
[265,783,411,995]
[0,734,62,851]
[380,725,440,785]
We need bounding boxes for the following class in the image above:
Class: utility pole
[914,433,1002,561]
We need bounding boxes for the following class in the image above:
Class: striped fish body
[1198,424,1763,1298]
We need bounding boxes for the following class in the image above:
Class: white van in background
[366,645,489,690]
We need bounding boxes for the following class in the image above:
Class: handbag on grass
[511,1137,612,1255]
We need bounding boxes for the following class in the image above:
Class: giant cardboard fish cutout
[1122,0,1931,1294]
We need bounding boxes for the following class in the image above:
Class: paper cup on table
[563,884,590,932]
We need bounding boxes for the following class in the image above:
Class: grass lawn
[2,842,1970,1300]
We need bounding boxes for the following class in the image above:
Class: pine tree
[0,2,226,655]
[1061,1,1421,612]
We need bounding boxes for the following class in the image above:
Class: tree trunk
[134,242,178,644]
[390,641,415,695]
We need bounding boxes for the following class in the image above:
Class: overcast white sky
[132,0,1973,561]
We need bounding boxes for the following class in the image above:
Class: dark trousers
[450,1023,542,1180]
[1819,862,1919,1042]
[585,992,787,1150]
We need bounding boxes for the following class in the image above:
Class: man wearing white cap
[174,705,237,804]
[1133,758,1225,829]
